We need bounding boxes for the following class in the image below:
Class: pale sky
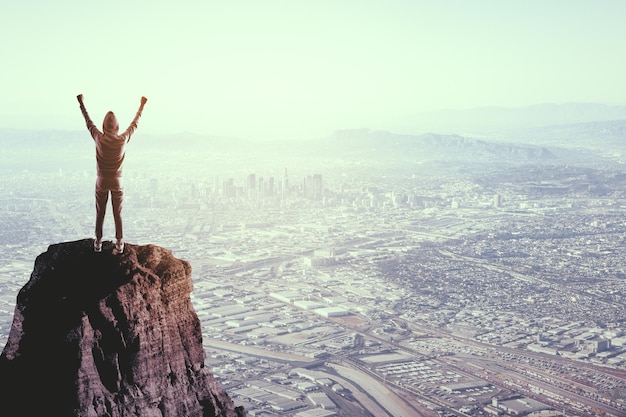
[1,0,625,140]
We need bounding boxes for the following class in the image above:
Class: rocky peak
[0,239,245,417]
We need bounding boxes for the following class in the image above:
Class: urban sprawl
[1,158,626,417]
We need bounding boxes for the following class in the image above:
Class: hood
[102,111,119,134]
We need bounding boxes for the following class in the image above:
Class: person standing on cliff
[77,94,147,253]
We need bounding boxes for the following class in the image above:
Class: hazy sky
[1,1,625,140]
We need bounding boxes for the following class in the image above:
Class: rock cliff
[0,239,245,417]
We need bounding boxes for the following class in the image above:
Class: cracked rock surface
[0,239,245,417]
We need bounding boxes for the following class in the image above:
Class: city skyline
[3,2,626,413]
[3,145,626,415]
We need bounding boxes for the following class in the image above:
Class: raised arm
[76,94,100,140]
[121,96,148,141]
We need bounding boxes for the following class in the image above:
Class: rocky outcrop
[0,239,245,417]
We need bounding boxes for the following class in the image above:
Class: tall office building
[223,178,235,198]
[312,174,323,200]
[247,173,256,200]
[258,177,265,199]
[494,194,502,208]
[247,173,256,191]
[303,174,323,200]
[282,168,289,199]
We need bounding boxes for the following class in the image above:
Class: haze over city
[1,0,625,140]
[3,2,626,417]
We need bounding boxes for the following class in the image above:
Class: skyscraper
[247,173,256,191]
[282,168,289,199]
[312,174,323,200]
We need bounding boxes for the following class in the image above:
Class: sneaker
[115,239,124,253]
[94,239,102,253]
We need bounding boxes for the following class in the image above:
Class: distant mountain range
[1,103,625,170]
[506,119,626,150]
[311,129,557,163]
[387,103,626,137]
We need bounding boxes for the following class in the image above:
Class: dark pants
[95,176,124,240]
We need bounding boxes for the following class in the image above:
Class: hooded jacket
[79,105,143,178]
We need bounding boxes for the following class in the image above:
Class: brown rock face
[0,239,245,417]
